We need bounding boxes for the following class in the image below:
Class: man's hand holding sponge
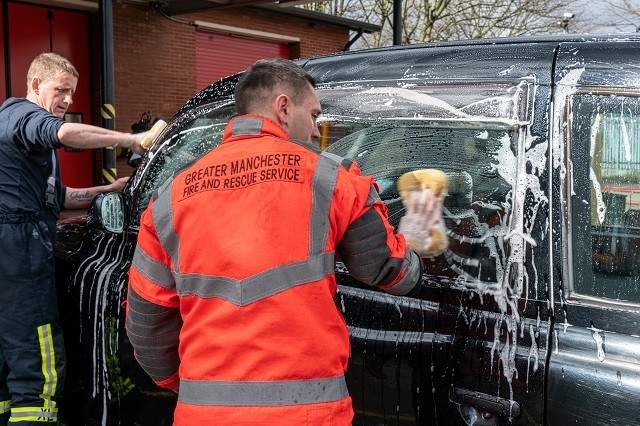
[140,119,168,149]
[397,169,450,258]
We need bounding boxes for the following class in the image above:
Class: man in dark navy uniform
[0,52,148,425]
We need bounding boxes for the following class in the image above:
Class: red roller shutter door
[7,2,51,98]
[196,31,290,91]
[50,7,93,189]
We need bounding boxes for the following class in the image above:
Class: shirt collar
[222,114,290,144]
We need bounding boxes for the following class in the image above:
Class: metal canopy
[143,0,382,36]
[151,0,393,42]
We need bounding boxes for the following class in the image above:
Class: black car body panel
[545,40,640,426]
[55,34,640,425]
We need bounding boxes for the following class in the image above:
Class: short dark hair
[234,58,316,115]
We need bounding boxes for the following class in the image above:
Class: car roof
[300,33,640,59]
[178,33,640,116]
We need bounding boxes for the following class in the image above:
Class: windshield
[316,82,526,286]
[131,103,236,222]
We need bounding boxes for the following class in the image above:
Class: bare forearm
[58,122,146,154]
[65,188,95,209]
[64,186,108,209]
[63,177,129,209]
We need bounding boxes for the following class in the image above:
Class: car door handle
[450,387,521,419]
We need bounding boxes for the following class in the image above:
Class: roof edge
[387,33,640,50]
[252,4,382,33]
[308,32,640,58]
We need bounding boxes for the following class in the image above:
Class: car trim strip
[175,251,335,305]
[178,374,348,406]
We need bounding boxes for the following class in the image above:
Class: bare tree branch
[301,0,633,49]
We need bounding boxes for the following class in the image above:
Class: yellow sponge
[397,168,449,201]
[140,119,168,149]
[397,169,449,257]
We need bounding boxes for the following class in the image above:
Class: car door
[548,41,640,425]
[303,42,555,425]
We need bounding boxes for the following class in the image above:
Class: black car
[55,34,640,425]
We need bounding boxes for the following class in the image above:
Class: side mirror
[87,192,125,233]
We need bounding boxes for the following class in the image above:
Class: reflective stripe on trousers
[5,324,59,424]
[8,406,57,423]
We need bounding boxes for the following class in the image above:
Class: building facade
[1,0,376,186]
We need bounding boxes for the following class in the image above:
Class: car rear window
[570,92,640,304]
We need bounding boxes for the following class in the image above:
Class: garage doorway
[196,31,291,92]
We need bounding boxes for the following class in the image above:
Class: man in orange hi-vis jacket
[126,58,443,425]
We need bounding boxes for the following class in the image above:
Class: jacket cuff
[156,372,180,392]
[382,249,423,296]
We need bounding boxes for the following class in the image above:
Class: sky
[570,0,639,33]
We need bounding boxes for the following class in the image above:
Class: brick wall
[95,2,349,182]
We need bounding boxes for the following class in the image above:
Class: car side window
[133,104,235,222]
[324,121,516,285]
[319,80,527,287]
[570,93,640,303]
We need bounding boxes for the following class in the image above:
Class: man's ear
[30,77,41,95]
[274,94,290,125]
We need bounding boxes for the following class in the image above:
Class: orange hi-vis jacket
[126,115,423,425]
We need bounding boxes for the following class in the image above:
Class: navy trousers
[0,216,65,425]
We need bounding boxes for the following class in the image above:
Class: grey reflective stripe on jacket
[178,375,349,406]
[168,253,335,306]
[153,176,181,275]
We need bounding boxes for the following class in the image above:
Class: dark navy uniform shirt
[0,97,65,222]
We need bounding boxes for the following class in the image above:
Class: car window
[570,92,640,303]
[131,104,236,223]
[130,80,528,289]
[318,81,527,286]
